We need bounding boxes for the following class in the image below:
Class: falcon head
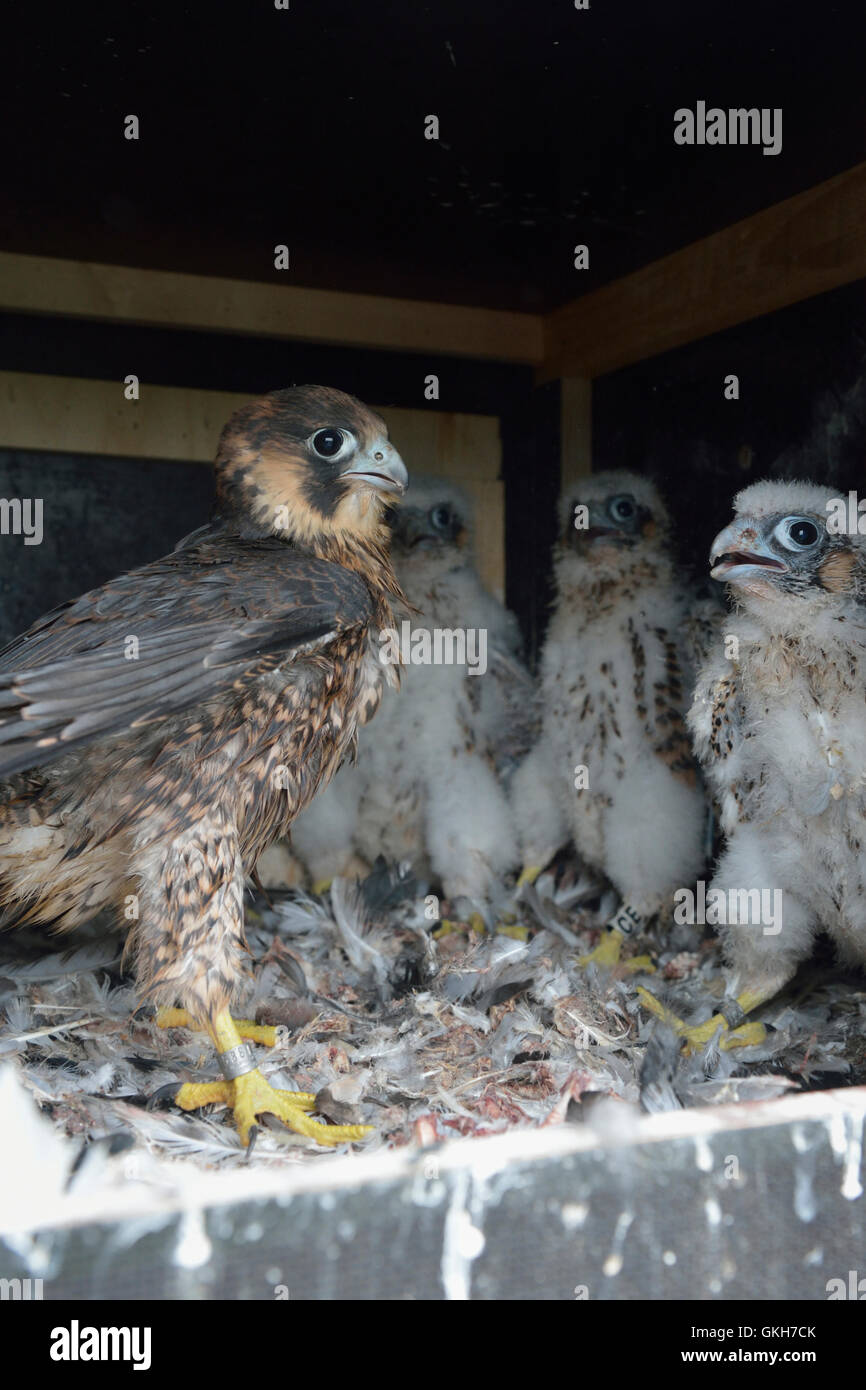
[214,385,408,547]
[709,480,866,613]
[388,475,474,592]
[556,470,672,584]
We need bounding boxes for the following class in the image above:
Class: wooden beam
[559,378,592,487]
[0,371,251,464]
[0,252,544,366]
[0,371,505,597]
[541,161,866,380]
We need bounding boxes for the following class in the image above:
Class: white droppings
[704,1198,722,1228]
[794,1167,816,1223]
[602,1210,633,1279]
[561,1201,589,1230]
[791,1122,816,1154]
[803,1246,824,1267]
[828,1111,864,1201]
[1,1230,56,1278]
[662,1250,677,1267]
[694,1137,713,1172]
[458,1214,485,1259]
[828,1112,847,1158]
[173,1209,212,1269]
[441,1170,486,1301]
[842,1116,864,1201]
[409,1170,447,1210]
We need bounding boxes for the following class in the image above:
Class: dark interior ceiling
[3,1,866,313]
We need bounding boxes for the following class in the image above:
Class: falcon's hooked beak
[342,439,408,495]
[393,510,466,552]
[585,526,629,544]
[395,514,439,550]
[710,518,787,584]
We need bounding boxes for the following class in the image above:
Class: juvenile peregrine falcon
[290,475,530,917]
[641,479,866,1048]
[0,386,407,1144]
[513,470,707,966]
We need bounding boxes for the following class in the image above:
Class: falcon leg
[578,928,655,974]
[289,772,364,892]
[173,1009,372,1147]
[157,1006,277,1046]
[497,923,530,941]
[511,742,568,890]
[643,836,811,1052]
[516,863,544,889]
[308,857,370,896]
[142,820,370,1147]
[434,910,489,938]
[578,903,656,974]
[636,984,771,1053]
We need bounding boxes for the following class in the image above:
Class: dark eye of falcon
[608,494,636,524]
[310,428,346,459]
[774,516,821,551]
[430,504,453,531]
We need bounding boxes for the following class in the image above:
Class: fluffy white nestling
[289,475,532,912]
[689,478,866,1006]
[513,470,707,928]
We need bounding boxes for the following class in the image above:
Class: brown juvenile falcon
[0,385,408,1145]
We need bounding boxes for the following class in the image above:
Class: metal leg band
[720,1001,747,1029]
[605,903,648,938]
[218,1042,258,1080]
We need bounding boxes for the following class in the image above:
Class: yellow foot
[636,986,767,1053]
[622,954,656,975]
[433,912,487,938]
[516,864,543,888]
[433,918,457,938]
[156,1007,278,1047]
[175,1068,371,1147]
[578,929,656,974]
[165,1006,373,1146]
[497,923,530,941]
[311,877,333,896]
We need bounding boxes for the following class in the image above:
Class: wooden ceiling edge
[0,251,545,367]
[537,160,866,382]
[0,370,502,465]
[6,154,865,385]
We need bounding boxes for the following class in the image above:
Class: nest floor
[2,857,865,1216]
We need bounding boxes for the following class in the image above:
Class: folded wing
[0,534,372,777]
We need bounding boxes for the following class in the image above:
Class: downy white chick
[513,470,707,966]
[641,478,866,1048]
[289,475,532,920]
